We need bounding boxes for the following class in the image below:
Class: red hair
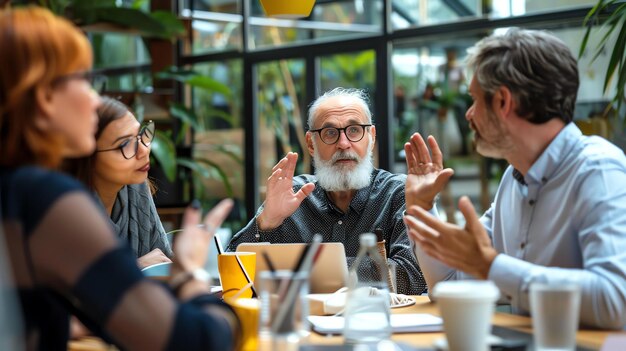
[0,6,93,168]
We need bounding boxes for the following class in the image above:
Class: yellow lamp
[259,0,316,19]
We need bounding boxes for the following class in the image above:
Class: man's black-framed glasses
[52,71,107,94]
[96,120,155,159]
[309,124,373,145]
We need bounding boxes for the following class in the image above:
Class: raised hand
[404,133,454,210]
[257,152,315,230]
[404,196,496,279]
[172,199,234,274]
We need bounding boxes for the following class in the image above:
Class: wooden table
[305,296,622,350]
[69,296,623,350]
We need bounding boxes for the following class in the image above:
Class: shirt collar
[524,122,582,185]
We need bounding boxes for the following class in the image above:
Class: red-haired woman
[0,6,238,350]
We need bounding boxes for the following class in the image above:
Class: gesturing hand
[404,133,454,210]
[257,152,315,230]
[172,199,234,274]
[404,196,497,279]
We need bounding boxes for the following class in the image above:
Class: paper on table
[601,334,626,351]
[308,313,443,335]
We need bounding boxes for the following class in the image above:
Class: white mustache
[331,151,359,163]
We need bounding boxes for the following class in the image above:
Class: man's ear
[369,125,376,151]
[491,85,514,120]
[306,131,315,156]
[33,85,56,131]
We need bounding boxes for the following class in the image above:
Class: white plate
[391,296,416,308]
[433,334,503,350]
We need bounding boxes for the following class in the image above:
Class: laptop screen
[236,242,349,293]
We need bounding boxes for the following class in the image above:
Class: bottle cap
[359,233,377,247]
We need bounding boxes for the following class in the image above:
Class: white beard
[312,136,374,191]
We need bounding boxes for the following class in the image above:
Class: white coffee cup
[432,280,500,351]
[530,282,581,351]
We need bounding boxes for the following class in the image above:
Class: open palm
[404,133,454,210]
[259,152,315,229]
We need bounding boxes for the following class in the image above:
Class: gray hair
[466,28,579,124]
[307,87,372,129]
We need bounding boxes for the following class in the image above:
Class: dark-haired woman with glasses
[65,96,172,269]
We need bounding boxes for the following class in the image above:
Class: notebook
[235,242,349,294]
[307,313,443,334]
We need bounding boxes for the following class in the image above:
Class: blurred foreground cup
[218,252,256,298]
[225,298,260,351]
[433,280,500,351]
[530,282,581,351]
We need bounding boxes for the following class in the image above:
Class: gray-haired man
[228,87,426,295]
[404,28,626,329]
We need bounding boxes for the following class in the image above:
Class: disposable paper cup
[433,280,500,351]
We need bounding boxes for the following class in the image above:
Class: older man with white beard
[227,87,426,295]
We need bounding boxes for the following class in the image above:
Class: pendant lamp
[259,0,316,19]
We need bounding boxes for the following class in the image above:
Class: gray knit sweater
[108,182,172,258]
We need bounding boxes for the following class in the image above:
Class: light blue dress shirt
[413,123,626,329]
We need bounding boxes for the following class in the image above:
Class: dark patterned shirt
[227,169,427,295]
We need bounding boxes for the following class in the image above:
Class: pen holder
[258,270,310,351]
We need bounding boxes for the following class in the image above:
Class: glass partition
[256,59,308,200]
[192,60,246,228]
[489,0,595,18]
[392,0,482,30]
[319,50,379,165]
[248,0,382,50]
[91,32,151,69]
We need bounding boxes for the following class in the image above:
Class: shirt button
[520,242,526,249]
[529,199,535,206]
[338,220,343,225]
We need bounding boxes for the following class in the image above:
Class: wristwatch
[170,268,211,295]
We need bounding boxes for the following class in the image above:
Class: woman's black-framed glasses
[96,121,155,159]
[309,124,373,145]
[52,71,107,94]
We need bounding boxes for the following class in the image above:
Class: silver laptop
[236,242,349,293]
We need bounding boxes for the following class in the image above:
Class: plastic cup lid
[432,280,500,300]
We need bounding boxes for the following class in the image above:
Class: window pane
[489,0,595,18]
[183,11,243,55]
[255,59,308,201]
[191,60,246,229]
[319,50,378,165]
[392,0,481,30]
[249,0,382,50]
[91,33,150,68]
[392,34,488,219]
[320,50,376,92]
[99,71,153,93]
[182,0,239,13]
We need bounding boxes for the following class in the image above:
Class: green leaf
[202,107,236,127]
[151,130,177,182]
[177,158,234,197]
[155,66,199,81]
[213,145,243,164]
[169,103,203,131]
[603,15,626,92]
[71,6,183,39]
[186,76,232,96]
[194,158,234,197]
[150,11,186,38]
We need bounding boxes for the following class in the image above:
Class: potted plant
[151,66,243,206]
[580,0,626,117]
[7,0,185,39]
